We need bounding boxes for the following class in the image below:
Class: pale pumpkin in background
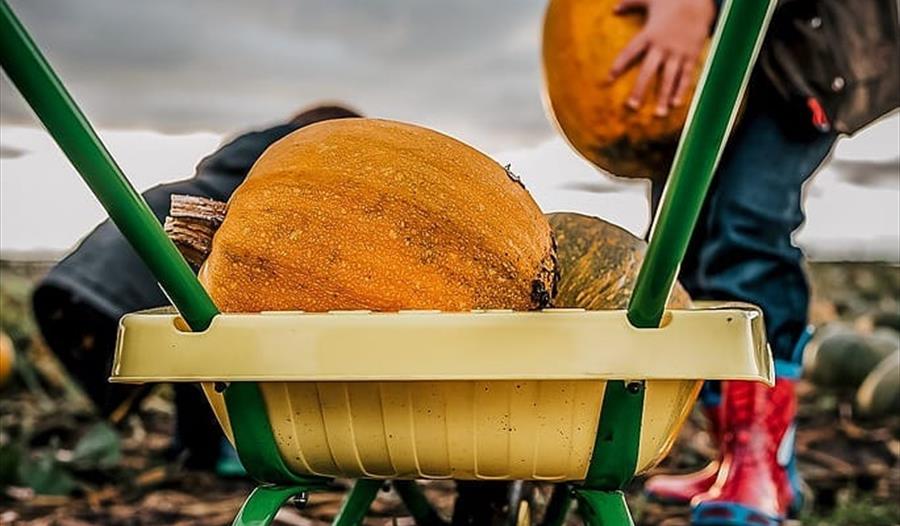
[856,350,900,419]
[549,212,691,309]
[199,118,558,313]
[542,0,708,181]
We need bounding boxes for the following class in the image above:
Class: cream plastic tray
[111,305,772,481]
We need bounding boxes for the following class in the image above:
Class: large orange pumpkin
[549,212,691,309]
[199,119,558,313]
[542,0,708,181]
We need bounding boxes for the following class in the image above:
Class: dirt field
[1,260,898,526]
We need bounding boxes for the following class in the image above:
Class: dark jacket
[33,122,299,323]
[760,0,899,134]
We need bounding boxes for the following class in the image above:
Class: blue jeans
[652,97,836,362]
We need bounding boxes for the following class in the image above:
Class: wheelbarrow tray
[111,303,771,482]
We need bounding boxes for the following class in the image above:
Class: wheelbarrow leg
[573,490,633,526]
[233,485,310,526]
[543,484,574,526]
[393,480,447,525]
[333,479,383,526]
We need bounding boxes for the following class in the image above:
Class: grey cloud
[560,181,628,194]
[0,144,27,158]
[831,158,900,189]
[1,0,555,150]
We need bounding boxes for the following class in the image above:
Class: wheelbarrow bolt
[289,492,310,510]
[214,381,229,393]
[625,381,643,394]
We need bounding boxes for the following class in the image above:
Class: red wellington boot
[644,404,721,504]
[691,378,797,526]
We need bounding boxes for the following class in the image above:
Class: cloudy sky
[1,0,551,149]
[1,0,898,260]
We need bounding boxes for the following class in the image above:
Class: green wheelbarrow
[0,0,777,524]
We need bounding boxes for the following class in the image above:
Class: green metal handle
[0,0,219,331]
[627,0,778,329]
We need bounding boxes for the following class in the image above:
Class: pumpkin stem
[502,163,526,189]
[164,194,227,266]
[532,229,560,309]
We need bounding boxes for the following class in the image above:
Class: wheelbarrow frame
[0,0,778,523]
[108,305,771,524]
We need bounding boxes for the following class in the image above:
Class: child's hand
[608,0,715,116]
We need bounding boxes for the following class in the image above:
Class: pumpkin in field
[549,212,691,309]
[855,350,900,419]
[542,0,708,181]
[804,327,899,389]
[0,331,14,387]
[198,118,558,313]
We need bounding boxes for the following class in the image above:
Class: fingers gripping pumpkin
[542,0,708,181]
[197,119,559,313]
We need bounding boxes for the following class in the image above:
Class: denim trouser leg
[652,107,836,361]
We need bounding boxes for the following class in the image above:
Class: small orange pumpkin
[542,0,708,181]
[0,331,14,387]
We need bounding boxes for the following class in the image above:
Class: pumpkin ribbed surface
[549,212,691,309]
[542,0,707,180]
[200,118,557,313]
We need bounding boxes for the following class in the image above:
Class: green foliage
[0,422,121,496]
[70,422,122,470]
[803,496,900,526]
[19,450,77,496]
[0,442,23,486]
[0,265,39,344]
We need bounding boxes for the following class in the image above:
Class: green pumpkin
[548,212,692,310]
[804,326,899,389]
